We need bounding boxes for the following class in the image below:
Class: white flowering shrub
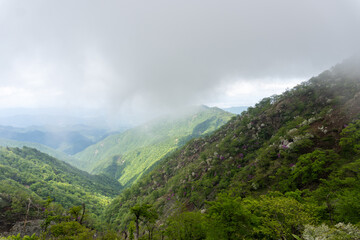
[302,223,360,240]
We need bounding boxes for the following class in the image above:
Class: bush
[46,221,94,240]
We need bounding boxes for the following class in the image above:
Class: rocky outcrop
[1,220,43,238]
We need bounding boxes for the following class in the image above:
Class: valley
[0,125,116,155]
[74,106,233,187]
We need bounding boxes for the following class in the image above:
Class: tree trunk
[135,217,139,240]
[79,203,86,224]
[23,198,32,232]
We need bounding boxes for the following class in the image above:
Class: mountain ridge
[0,138,77,164]
[0,125,115,155]
[102,57,360,239]
[74,106,234,187]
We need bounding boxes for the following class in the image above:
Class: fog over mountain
[0,0,359,123]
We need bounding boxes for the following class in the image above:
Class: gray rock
[2,219,43,238]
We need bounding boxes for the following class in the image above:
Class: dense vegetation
[101,58,360,239]
[75,106,233,187]
[0,147,122,233]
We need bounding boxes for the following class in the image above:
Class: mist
[0,0,359,125]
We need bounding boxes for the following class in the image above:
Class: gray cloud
[0,0,359,120]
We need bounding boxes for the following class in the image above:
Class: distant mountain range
[0,138,77,163]
[0,108,104,127]
[222,106,248,114]
[0,125,118,155]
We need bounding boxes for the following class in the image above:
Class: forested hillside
[75,106,233,187]
[0,138,77,164]
[103,58,360,239]
[0,147,122,233]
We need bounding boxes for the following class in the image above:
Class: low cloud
[0,0,359,121]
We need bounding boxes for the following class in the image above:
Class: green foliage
[340,120,360,155]
[0,146,121,227]
[1,234,38,240]
[247,194,316,239]
[130,203,158,240]
[335,190,360,223]
[128,221,135,240]
[98,230,121,240]
[292,150,340,187]
[206,194,253,239]
[165,211,206,240]
[68,206,83,219]
[164,194,317,240]
[42,200,66,231]
[46,221,94,240]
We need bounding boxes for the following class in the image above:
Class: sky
[0,0,359,124]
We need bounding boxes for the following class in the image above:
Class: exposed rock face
[1,220,43,238]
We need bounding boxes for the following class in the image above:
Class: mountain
[74,106,234,187]
[103,58,360,239]
[222,106,248,114]
[0,146,122,232]
[0,125,116,155]
[0,138,77,164]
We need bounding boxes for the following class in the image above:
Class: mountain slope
[0,138,77,164]
[0,146,122,228]
[103,58,360,238]
[74,106,233,186]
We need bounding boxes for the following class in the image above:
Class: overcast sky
[0,0,359,122]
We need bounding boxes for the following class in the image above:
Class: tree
[206,193,253,240]
[340,120,360,155]
[143,207,158,240]
[69,206,82,222]
[335,189,360,223]
[166,211,206,240]
[130,203,152,240]
[291,150,339,187]
[247,193,316,239]
[46,221,94,240]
